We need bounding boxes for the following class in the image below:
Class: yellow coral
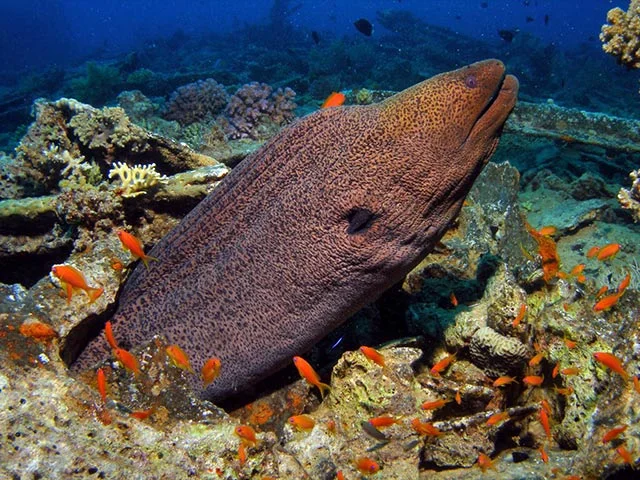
[108,161,168,198]
[600,0,640,68]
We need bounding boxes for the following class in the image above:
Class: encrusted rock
[469,326,530,377]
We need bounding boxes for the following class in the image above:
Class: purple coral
[164,78,229,126]
[220,82,296,140]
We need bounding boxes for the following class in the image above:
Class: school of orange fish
[31,212,637,477]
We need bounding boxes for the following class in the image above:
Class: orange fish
[166,344,193,373]
[596,243,620,261]
[596,285,609,298]
[486,411,509,426]
[554,386,574,396]
[570,264,585,276]
[450,292,458,307]
[289,414,316,431]
[492,376,518,387]
[476,453,495,472]
[368,415,401,428]
[538,226,557,236]
[114,347,140,375]
[539,445,549,463]
[593,293,621,312]
[564,338,577,349]
[616,445,635,465]
[430,353,456,377]
[293,356,330,398]
[634,376,640,394]
[618,272,631,293]
[586,246,600,258]
[529,351,545,367]
[130,408,154,420]
[411,418,442,436]
[116,230,157,268]
[527,226,560,282]
[104,321,118,350]
[593,352,628,381]
[326,419,336,433]
[523,375,544,387]
[552,363,560,379]
[322,92,346,108]
[96,368,107,403]
[235,425,257,445]
[539,407,551,439]
[238,442,247,465]
[455,390,462,405]
[540,399,552,415]
[561,367,580,376]
[51,264,104,304]
[421,398,451,411]
[602,425,627,444]
[360,346,385,367]
[355,457,380,475]
[512,304,527,327]
[336,471,345,480]
[201,357,222,386]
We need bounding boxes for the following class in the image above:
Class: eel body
[75,59,518,402]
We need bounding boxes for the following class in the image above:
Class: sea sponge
[108,161,168,198]
[600,0,640,68]
[468,326,530,377]
[164,79,229,126]
[618,168,640,221]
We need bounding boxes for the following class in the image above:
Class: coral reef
[219,82,296,140]
[618,168,640,221]
[600,0,640,68]
[163,78,229,126]
[108,161,168,198]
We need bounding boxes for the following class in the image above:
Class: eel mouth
[469,69,519,140]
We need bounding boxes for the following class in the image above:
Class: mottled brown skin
[74,60,518,402]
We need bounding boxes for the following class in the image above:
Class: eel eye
[465,74,478,89]
[346,207,375,234]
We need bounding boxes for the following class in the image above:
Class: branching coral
[108,161,168,198]
[618,168,640,221]
[600,0,640,68]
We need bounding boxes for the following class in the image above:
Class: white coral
[108,161,168,198]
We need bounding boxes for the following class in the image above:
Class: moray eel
[74,59,518,402]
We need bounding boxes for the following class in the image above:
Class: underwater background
[1,0,640,479]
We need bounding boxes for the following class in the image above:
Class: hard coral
[618,168,640,221]
[220,82,296,140]
[164,79,229,126]
[600,0,640,68]
[108,161,168,198]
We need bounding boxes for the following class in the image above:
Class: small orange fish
[201,357,222,386]
[603,425,628,444]
[593,293,621,312]
[492,376,518,387]
[51,264,104,304]
[552,363,560,379]
[486,411,509,426]
[421,398,451,411]
[596,285,609,298]
[113,347,140,375]
[117,230,157,268]
[596,243,620,261]
[617,273,631,294]
[326,419,336,433]
[411,418,442,436]
[634,376,640,394]
[430,353,456,377]
[570,263,585,276]
[540,399,552,415]
[539,445,549,463]
[104,321,118,350]
[564,338,577,349]
[130,408,154,420]
[355,457,380,475]
[360,346,385,367]
[561,367,580,376]
[238,442,247,465]
[593,352,628,381]
[554,386,574,396]
[455,390,462,405]
[576,274,587,283]
[523,375,544,387]
[512,304,527,327]
[322,92,346,108]
[586,246,600,258]
[476,453,495,472]
[616,445,635,465]
[293,356,330,398]
[336,471,345,480]
[450,292,458,307]
[539,407,551,439]
[529,351,545,367]
[235,425,257,445]
[288,414,316,431]
[96,368,107,403]
[368,415,400,428]
[538,226,557,236]
[166,344,194,373]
